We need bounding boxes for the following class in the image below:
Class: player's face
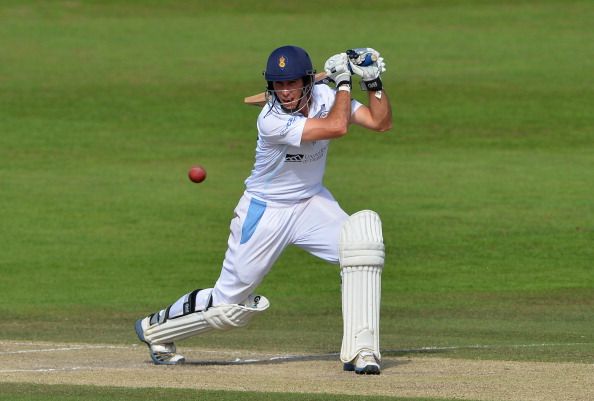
[273,79,305,110]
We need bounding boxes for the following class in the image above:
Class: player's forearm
[367,90,392,132]
[301,89,351,141]
[326,90,352,136]
[322,52,353,136]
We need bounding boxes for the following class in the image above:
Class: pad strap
[183,289,203,315]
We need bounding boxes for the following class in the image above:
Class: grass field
[1,1,593,400]
[0,383,445,401]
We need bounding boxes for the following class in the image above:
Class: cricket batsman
[135,45,393,374]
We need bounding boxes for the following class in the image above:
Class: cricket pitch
[1,340,592,401]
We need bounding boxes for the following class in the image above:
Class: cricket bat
[243,72,328,107]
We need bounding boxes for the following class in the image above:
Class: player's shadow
[186,353,340,366]
[185,351,412,369]
[178,346,466,369]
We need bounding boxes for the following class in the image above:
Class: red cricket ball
[188,165,207,183]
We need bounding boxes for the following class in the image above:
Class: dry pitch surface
[1,340,592,401]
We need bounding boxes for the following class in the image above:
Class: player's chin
[280,100,299,109]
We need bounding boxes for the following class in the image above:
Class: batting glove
[347,48,386,91]
[324,53,352,90]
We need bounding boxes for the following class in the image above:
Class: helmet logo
[278,56,286,69]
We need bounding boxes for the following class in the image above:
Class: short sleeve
[257,112,306,147]
[351,98,363,115]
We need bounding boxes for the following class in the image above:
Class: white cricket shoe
[135,317,186,365]
[343,350,381,375]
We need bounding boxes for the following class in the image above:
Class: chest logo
[314,104,328,118]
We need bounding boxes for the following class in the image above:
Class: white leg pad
[143,294,269,344]
[339,210,384,363]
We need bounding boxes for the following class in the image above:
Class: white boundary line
[1,367,96,373]
[0,345,132,355]
[386,342,592,354]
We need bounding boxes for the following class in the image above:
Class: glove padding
[346,48,386,92]
[347,48,386,81]
[349,57,386,81]
[346,48,380,67]
[324,53,352,87]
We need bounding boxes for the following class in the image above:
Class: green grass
[0,383,465,401]
[1,0,593,399]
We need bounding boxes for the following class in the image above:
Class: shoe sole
[343,362,381,375]
[135,319,185,366]
[149,353,185,365]
[356,365,380,375]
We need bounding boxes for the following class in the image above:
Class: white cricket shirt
[245,84,361,202]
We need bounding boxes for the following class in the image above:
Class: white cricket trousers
[212,187,348,305]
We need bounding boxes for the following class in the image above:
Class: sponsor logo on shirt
[307,146,327,162]
[285,154,304,162]
[285,146,326,163]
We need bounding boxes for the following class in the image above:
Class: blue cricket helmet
[264,45,315,82]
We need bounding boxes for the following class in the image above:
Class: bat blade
[243,72,328,107]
